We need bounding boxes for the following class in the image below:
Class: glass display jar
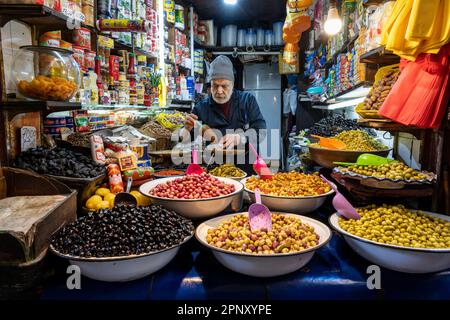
[13,45,81,101]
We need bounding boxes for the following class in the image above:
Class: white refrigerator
[243,62,282,161]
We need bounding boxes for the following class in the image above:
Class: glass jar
[13,46,80,101]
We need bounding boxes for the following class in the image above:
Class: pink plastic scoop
[320,175,360,220]
[248,189,272,231]
[186,148,204,175]
[249,143,272,180]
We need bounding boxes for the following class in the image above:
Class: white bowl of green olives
[196,212,332,277]
[329,210,450,274]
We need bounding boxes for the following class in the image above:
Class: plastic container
[174,4,185,31]
[13,46,80,101]
[237,29,246,47]
[273,21,284,45]
[256,28,265,46]
[246,28,256,46]
[265,30,274,46]
[221,25,237,47]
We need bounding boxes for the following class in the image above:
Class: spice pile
[206,214,320,254]
[51,205,194,257]
[150,173,235,199]
[245,172,331,197]
[153,169,185,178]
[339,205,450,249]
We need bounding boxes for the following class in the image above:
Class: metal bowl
[139,177,244,219]
[308,145,392,169]
[241,177,334,214]
[49,233,193,282]
[196,212,332,277]
[329,212,450,273]
[211,172,248,182]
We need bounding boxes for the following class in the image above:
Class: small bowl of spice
[153,169,185,179]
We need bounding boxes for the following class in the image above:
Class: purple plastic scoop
[320,175,360,220]
[248,189,273,231]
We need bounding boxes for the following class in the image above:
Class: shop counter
[41,233,450,300]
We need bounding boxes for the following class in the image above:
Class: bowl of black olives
[50,204,194,282]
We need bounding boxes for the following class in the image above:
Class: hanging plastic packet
[90,135,106,164]
[282,0,313,65]
[107,164,124,193]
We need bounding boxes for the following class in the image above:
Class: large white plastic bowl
[329,211,450,273]
[139,176,244,219]
[241,176,334,214]
[49,233,193,282]
[196,212,332,277]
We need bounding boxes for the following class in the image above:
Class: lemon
[104,193,116,208]
[95,200,111,210]
[86,195,103,210]
[130,191,151,206]
[95,187,111,197]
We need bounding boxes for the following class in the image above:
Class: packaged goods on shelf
[194,50,204,75]
[342,0,357,43]
[175,4,185,31]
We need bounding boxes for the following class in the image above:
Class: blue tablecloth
[41,231,450,300]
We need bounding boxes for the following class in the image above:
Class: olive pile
[51,205,194,257]
[339,204,450,249]
[13,147,105,178]
[341,161,428,181]
[308,115,375,137]
[334,130,388,151]
[206,214,320,254]
[209,164,246,178]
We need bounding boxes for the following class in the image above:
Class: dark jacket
[193,90,267,135]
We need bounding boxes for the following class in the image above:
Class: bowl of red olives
[139,173,244,219]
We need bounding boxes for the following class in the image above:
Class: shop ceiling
[185,0,287,25]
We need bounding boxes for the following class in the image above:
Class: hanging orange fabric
[379,44,450,129]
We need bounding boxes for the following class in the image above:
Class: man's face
[211,79,234,104]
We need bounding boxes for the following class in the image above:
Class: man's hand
[184,113,198,131]
[219,134,242,149]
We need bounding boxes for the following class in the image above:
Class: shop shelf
[208,45,283,53]
[0,100,81,119]
[0,4,94,31]
[324,33,359,67]
[358,119,422,132]
[112,40,158,59]
[327,81,372,102]
[360,46,400,65]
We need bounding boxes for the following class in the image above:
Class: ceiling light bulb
[224,0,237,5]
[324,7,342,35]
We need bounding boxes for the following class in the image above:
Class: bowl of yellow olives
[329,204,450,273]
[334,162,436,189]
